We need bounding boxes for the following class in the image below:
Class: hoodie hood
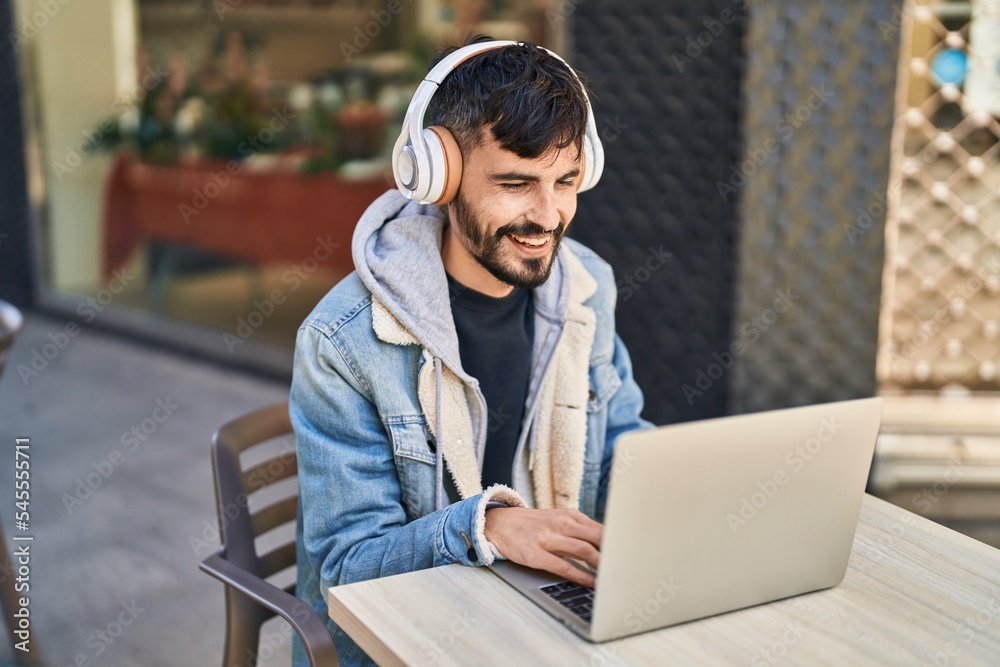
[351,189,571,380]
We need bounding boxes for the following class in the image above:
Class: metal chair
[199,402,339,667]
[0,300,40,664]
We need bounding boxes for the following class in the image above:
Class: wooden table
[328,495,1000,666]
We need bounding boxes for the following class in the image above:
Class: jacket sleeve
[291,323,525,591]
[595,331,657,522]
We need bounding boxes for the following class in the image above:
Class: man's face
[444,130,581,292]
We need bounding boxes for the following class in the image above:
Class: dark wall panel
[0,0,36,308]
[571,1,747,425]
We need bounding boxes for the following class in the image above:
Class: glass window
[16,0,563,366]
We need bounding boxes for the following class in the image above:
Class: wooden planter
[102,151,393,280]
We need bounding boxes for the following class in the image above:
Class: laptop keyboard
[540,581,595,623]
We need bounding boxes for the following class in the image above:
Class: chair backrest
[0,300,24,377]
[212,401,298,579]
[210,401,299,657]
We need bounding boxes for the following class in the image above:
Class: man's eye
[501,183,526,191]
[558,180,575,188]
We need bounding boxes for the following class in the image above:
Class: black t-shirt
[446,272,534,489]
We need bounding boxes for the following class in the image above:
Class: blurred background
[1,0,998,664]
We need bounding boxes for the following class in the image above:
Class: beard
[449,190,564,291]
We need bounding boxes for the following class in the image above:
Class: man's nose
[529,188,561,232]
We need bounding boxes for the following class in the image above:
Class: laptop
[488,396,884,642]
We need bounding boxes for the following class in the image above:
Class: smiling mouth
[506,232,551,248]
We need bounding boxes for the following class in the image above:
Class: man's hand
[484,507,602,588]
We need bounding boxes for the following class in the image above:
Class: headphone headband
[392,40,605,205]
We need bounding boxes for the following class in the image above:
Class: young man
[290,36,654,666]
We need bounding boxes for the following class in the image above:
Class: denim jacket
[290,190,654,666]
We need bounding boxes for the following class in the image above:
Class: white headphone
[391,40,605,205]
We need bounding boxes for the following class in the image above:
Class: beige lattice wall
[878,0,1000,394]
[873,0,1000,549]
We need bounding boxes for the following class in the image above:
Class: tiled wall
[728,0,902,414]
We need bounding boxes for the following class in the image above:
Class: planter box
[102,152,392,280]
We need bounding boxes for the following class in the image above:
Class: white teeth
[509,233,547,247]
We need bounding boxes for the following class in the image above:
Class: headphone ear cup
[578,135,601,193]
[424,126,463,205]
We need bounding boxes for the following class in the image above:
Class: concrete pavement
[0,313,291,666]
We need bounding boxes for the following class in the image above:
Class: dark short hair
[428,34,593,161]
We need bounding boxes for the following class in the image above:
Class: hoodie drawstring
[434,355,444,511]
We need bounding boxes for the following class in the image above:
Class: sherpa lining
[475,484,528,564]
[531,249,598,509]
[372,297,418,346]
[418,349,482,499]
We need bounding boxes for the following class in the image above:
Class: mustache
[496,222,564,239]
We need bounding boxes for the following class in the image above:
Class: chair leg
[222,586,269,667]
